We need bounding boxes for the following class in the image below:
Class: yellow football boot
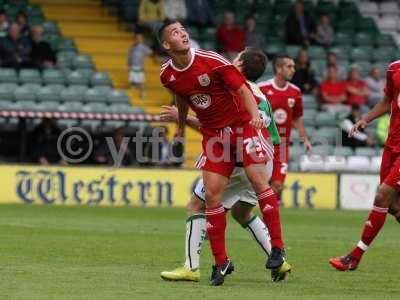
[160,266,200,282]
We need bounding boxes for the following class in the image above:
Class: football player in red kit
[158,20,286,285]
[258,55,312,198]
[330,60,400,271]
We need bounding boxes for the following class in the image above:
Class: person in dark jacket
[30,25,56,69]
[285,1,316,46]
[292,48,318,94]
[0,23,32,68]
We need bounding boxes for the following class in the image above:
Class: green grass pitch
[0,204,399,300]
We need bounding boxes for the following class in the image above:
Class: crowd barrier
[0,165,379,210]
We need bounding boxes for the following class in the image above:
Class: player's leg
[160,194,206,281]
[388,197,400,223]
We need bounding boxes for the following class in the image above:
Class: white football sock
[184,214,206,270]
[244,215,271,256]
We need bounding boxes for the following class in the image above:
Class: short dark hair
[238,48,267,82]
[273,54,292,74]
[157,19,180,44]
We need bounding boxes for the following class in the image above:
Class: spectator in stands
[31,118,67,165]
[376,114,389,146]
[340,104,374,149]
[30,25,56,69]
[128,33,153,98]
[315,13,334,47]
[186,0,213,30]
[285,0,316,46]
[244,15,267,51]
[320,65,350,114]
[0,10,9,38]
[163,0,187,22]
[346,65,369,113]
[16,11,30,37]
[138,0,166,33]
[0,23,32,69]
[292,48,318,95]
[326,52,346,80]
[365,67,385,108]
[217,11,245,61]
[94,127,136,166]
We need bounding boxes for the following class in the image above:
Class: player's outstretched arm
[237,84,264,129]
[175,95,189,136]
[160,105,201,132]
[349,96,391,137]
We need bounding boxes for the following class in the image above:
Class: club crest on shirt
[190,93,211,109]
[198,73,210,86]
[273,108,288,125]
[288,98,295,108]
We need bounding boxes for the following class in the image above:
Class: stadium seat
[14,85,37,102]
[335,32,353,46]
[91,72,112,87]
[303,95,318,110]
[42,20,60,35]
[67,70,90,86]
[20,101,39,111]
[354,33,374,47]
[108,89,130,104]
[37,86,61,102]
[350,47,372,62]
[376,17,398,32]
[333,146,353,157]
[19,69,42,84]
[42,69,65,85]
[328,46,349,61]
[84,88,108,103]
[300,155,325,172]
[265,43,285,55]
[347,155,371,171]
[0,83,17,101]
[0,100,15,110]
[324,155,347,171]
[312,145,332,157]
[355,147,378,157]
[110,103,132,113]
[290,145,305,161]
[59,102,83,112]
[286,45,302,59]
[60,86,84,103]
[46,84,65,95]
[36,101,60,112]
[58,119,79,128]
[58,37,77,52]
[83,103,109,113]
[315,112,337,127]
[357,17,378,33]
[0,68,18,83]
[355,61,372,77]
[370,156,382,172]
[302,109,317,126]
[313,127,338,145]
[372,47,395,63]
[380,2,399,16]
[80,119,102,131]
[73,54,94,69]
[358,2,378,16]
[375,34,396,47]
[308,46,326,59]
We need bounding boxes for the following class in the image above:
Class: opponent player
[329,60,400,271]
[258,55,312,199]
[160,48,291,283]
[158,20,286,285]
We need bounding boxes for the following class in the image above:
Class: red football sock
[351,205,388,261]
[205,205,228,266]
[257,188,284,249]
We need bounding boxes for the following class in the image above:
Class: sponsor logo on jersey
[288,98,295,108]
[198,73,210,86]
[273,108,288,125]
[190,94,211,109]
[267,90,274,95]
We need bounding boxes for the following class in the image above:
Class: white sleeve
[340,119,368,141]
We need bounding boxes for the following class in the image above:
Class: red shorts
[271,144,288,184]
[380,147,400,191]
[196,121,273,177]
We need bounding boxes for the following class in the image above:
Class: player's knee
[374,185,394,207]
[186,195,205,216]
[271,181,283,196]
[231,210,252,225]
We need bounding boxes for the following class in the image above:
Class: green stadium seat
[58,119,79,128]
[328,46,349,61]
[26,4,43,18]
[308,46,326,59]
[36,101,60,112]
[37,86,61,102]
[104,120,127,129]
[357,17,378,33]
[201,41,216,51]
[354,33,374,47]
[59,102,83,112]
[334,32,353,46]
[186,27,200,40]
[303,95,318,110]
[83,103,109,113]
[46,84,65,94]
[265,43,285,55]
[42,20,60,35]
[372,47,395,63]
[305,126,316,137]
[84,88,108,103]
[314,127,338,144]
[91,72,112,87]
[315,112,337,126]
[108,103,131,114]
[350,47,372,62]
[19,101,38,111]
[0,100,15,110]
[58,37,77,52]
[201,27,217,42]
[18,69,41,85]
[375,34,396,48]
[108,90,130,104]
[333,146,353,157]
[312,145,332,156]
[14,85,37,102]
[60,86,84,103]
[131,106,145,114]
[0,83,17,101]
[355,147,378,157]
[57,51,76,69]
[354,61,372,77]
[0,68,18,83]
[285,45,302,59]
[290,145,305,159]
[22,83,42,93]
[43,34,60,51]
[73,55,94,69]
[303,109,317,126]
[80,119,101,131]
[42,69,65,85]
[67,70,90,85]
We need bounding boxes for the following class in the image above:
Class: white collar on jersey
[170,48,196,72]
[271,77,289,91]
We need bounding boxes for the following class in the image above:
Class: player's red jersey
[160,48,250,129]
[257,78,303,147]
[383,60,400,153]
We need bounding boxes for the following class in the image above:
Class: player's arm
[175,94,189,137]
[292,117,312,152]
[350,95,391,137]
[160,105,201,132]
[237,84,264,129]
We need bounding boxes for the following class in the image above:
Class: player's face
[280,59,295,81]
[162,22,190,53]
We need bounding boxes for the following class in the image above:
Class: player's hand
[303,138,313,153]
[349,118,368,137]
[160,105,178,122]
[249,117,264,129]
